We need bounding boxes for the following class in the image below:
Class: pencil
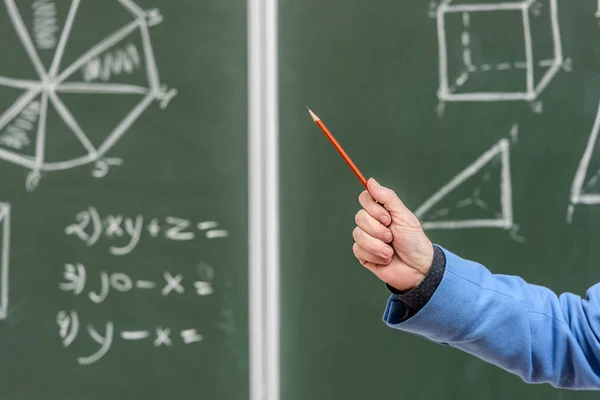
[307,107,368,189]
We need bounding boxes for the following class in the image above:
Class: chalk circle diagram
[434,0,570,114]
[414,136,519,239]
[0,0,177,192]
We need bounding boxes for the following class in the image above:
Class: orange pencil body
[308,109,368,189]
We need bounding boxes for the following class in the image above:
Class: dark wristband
[386,244,446,314]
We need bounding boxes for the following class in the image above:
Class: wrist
[386,244,446,314]
[396,241,434,292]
[410,271,427,291]
[415,239,435,279]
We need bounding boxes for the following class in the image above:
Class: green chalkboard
[280,0,600,399]
[0,1,248,399]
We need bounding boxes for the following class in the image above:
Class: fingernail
[384,231,393,242]
[383,247,394,258]
[372,178,380,190]
[380,215,390,225]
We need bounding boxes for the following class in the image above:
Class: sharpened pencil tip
[306,106,320,122]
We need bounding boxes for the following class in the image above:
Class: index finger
[359,190,392,226]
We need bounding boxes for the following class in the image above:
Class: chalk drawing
[568,99,600,222]
[0,0,177,191]
[434,0,566,108]
[415,138,514,231]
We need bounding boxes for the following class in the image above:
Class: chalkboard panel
[280,1,600,399]
[0,1,248,399]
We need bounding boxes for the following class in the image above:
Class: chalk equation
[65,206,229,255]
[58,310,203,365]
[0,0,177,192]
[58,259,216,364]
[59,263,214,304]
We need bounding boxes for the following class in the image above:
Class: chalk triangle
[42,92,97,165]
[53,0,137,81]
[415,139,513,230]
[0,203,7,223]
[0,3,40,80]
[14,0,77,73]
[571,101,600,205]
[55,92,151,151]
[58,26,152,89]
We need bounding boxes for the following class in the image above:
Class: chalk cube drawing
[436,0,563,102]
[0,203,9,320]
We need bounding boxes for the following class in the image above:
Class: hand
[352,178,434,292]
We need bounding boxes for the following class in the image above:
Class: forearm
[384,246,600,390]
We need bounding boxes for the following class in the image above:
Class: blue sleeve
[383,246,600,390]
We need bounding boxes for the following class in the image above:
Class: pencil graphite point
[306,106,319,122]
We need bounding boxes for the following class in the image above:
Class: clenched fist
[353,178,434,292]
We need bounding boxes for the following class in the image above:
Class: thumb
[367,178,409,218]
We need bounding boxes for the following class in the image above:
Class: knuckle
[359,209,374,227]
[382,243,393,256]
[352,226,362,241]
[367,205,380,218]
[381,187,395,199]
[354,209,365,225]
[371,240,385,255]
[358,190,369,203]
[382,228,393,242]
[368,206,383,221]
